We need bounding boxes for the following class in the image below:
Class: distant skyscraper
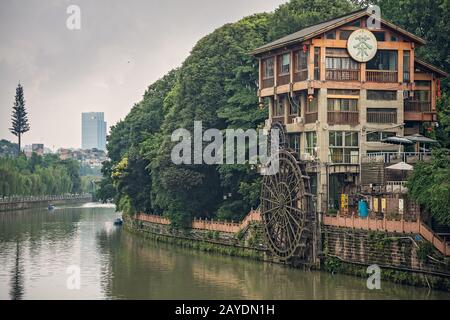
[82,112,107,151]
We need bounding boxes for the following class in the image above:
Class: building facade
[252,8,447,214]
[81,112,107,151]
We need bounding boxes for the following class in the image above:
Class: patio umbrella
[404,133,437,153]
[380,136,414,145]
[403,133,437,144]
[386,161,413,182]
[385,161,413,171]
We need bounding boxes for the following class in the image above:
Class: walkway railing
[136,209,261,234]
[323,215,450,256]
[0,193,92,204]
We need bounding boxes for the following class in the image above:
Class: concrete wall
[0,195,92,212]
[323,225,450,290]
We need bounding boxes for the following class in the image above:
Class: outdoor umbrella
[403,133,437,144]
[380,136,414,145]
[385,161,413,171]
[404,133,438,153]
[385,161,413,182]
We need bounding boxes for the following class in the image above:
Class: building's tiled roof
[415,58,448,77]
[252,8,426,55]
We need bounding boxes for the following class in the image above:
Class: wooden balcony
[294,69,308,82]
[405,101,431,112]
[366,70,398,83]
[277,73,290,86]
[367,111,397,124]
[327,111,359,125]
[262,77,274,89]
[305,112,318,124]
[325,69,359,81]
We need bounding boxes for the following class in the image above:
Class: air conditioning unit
[345,174,354,182]
[301,153,315,161]
[293,117,304,124]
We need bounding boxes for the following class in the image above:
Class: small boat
[48,204,55,211]
[113,217,123,226]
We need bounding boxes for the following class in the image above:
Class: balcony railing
[366,70,398,83]
[305,112,318,124]
[327,111,359,125]
[277,73,290,85]
[329,153,359,164]
[294,69,308,82]
[362,152,432,164]
[367,111,397,124]
[325,69,359,81]
[385,181,408,193]
[405,101,431,112]
[262,77,274,89]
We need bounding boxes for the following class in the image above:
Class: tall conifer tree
[10,83,30,154]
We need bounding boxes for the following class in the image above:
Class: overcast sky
[0,0,286,150]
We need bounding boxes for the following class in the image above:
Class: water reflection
[9,241,24,300]
[1,205,449,300]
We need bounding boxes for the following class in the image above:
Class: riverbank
[0,194,92,212]
[126,213,450,292]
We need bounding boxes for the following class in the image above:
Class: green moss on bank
[125,223,264,261]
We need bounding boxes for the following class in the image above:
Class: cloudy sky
[0,0,286,150]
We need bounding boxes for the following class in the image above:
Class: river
[0,203,449,300]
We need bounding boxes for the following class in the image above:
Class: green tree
[9,84,30,154]
[407,150,450,226]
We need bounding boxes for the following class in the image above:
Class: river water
[0,203,449,300]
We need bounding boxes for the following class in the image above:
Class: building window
[367,90,397,100]
[263,57,274,78]
[328,89,359,96]
[295,50,308,71]
[367,108,397,123]
[325,48,359,81]
[415,80,431,88]
[279,53,290,75]
[366,131,396,142]
[345,20,361,28]
[367,50,398,71]
[403,51,410,82]
[373,31,385,41]
[305,132,317,156]
[339,30,352,40]
[288,133,301,155]
[325,31,336,39]
[390,35,398,42]
[314,47,320,80]
[329,131,359,164]
[289,97,299,115]
[327,98,358,111]
[274,96,284,117]
[307,96,318,113]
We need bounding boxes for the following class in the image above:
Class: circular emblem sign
[347,29,378,62]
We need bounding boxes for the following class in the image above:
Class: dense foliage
[98,0,450,226]
[0,153,83,196]
[407,150,450,226]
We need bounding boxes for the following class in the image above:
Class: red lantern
[303,44,308,53]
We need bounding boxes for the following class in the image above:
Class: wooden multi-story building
[252,8,447,213]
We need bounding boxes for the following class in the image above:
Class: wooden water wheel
[261,130,314,262]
